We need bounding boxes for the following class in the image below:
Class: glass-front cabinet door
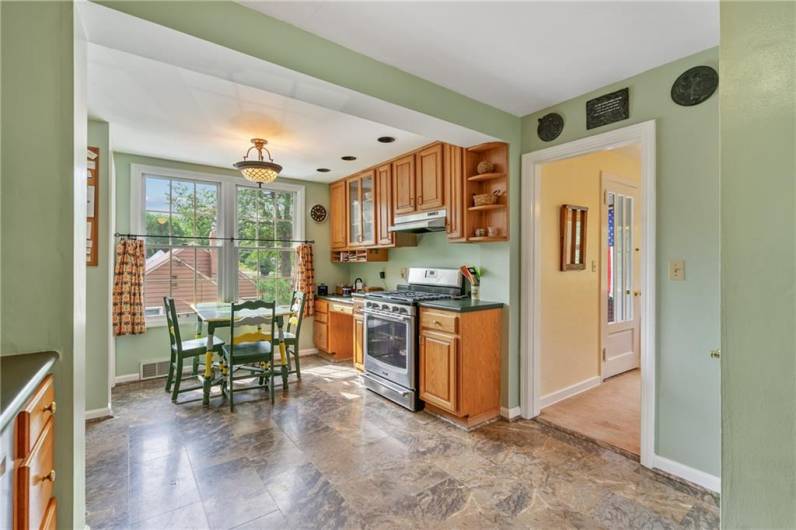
[347,171,376,247]
[347,177,362,246]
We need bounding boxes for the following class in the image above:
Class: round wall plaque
[537,113,564,142]
[310,204,327,223]
[671,66,718,107]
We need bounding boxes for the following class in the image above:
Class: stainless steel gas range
[362,267,464,411]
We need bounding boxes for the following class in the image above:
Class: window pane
[145,177,170,212]
[278,249,295,279]
[258,277,276,302]
[145,211,170,238]
[170,212,193,245]
[276,278,293,306]
[238,218,258,247]
[237,187,259,221]
[195,183,218,241]
[258,249,278,277]
[274,192,294,220]
[237,249,259,300]
[260,190,276,220]
[194,247,220,305]
[276,220,293,242]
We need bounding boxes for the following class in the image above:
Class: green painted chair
[164,297,224,403]
[220,299,277,411]
[282,291,307,380]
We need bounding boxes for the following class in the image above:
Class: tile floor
[86,356,719,529]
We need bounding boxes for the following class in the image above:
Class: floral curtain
[113,239,147,335]
[296,243,315,317]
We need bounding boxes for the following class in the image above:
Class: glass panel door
[607,191,634,324]
[361,173,375,244]
[348,178,362,246]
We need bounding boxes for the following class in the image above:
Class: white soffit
[242,1,719,116]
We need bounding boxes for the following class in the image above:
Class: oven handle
[363,309,413,323]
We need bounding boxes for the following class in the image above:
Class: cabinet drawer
[420,309,459,335]
[313,322,328,352]
[15,375,55,459]
[330,303,353,315]
[15,418,54,530]
[314,300,328,315]
[314,310,327,324]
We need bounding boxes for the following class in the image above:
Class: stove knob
[392,306,401,312]
[382,304,390,311]
[399,307,408,314]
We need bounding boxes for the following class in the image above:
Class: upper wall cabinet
[376,163,394,246]
[444,144,466,242]
[416,143,444,211]
[330,180,347,250]
[347,170,376,247]
[392,154,415,215]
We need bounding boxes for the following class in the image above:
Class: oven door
[363,308,415,389]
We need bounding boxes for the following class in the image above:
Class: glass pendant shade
[234,138,282,186]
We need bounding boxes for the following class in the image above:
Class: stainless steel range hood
[389,208,446,233]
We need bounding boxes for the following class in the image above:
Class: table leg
[193,318,203,376]
[203,322,215,406]
[277,316,288,388]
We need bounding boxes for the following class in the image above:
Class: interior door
[601,173,641,379]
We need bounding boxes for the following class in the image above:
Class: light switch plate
[669,259,685,281]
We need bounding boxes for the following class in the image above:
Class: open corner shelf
[468,204,505,212]
[467,172,506,182]
[468,236,505,242]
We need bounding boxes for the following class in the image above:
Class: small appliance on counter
[317,283,328,296]
[353,277,364,292]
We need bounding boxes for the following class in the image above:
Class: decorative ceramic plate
[537,112,564,142]
[310,204,327,223]
[671,66,718,107]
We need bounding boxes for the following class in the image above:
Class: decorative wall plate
[537,113,564,142]
[671,66,718,106]
[310,204,327,223]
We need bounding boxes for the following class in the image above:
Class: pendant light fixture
[233,138,283,187]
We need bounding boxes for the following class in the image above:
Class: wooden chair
[164,297,224,403]
[282,291,307,380]
[220,300,277,411]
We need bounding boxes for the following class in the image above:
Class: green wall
[1,2,85,527]
[521,48,721,477]
[99,0,523,410]
[721,2,796,526]
[112,152,349,377]
[86,120,111,412]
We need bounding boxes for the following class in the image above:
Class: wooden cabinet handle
[43,401,56,414]
[434,320,442,327]
[42,470,56,483]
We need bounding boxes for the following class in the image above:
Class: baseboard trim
[114,373,140,384]
[500,406,522,420]
[652,454,720,493]
[539,375,601,409]
[85,407,112,421]
[299,348,319,356]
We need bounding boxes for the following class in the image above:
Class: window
[236,186,297,305]
[132,165,304,323]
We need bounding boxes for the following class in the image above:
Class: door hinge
[602,347,606,361]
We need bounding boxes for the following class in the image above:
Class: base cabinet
[419,308,501,428]
[353,314,364,371]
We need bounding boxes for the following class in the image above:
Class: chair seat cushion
[222,341,272,364]
[177,335,224,353]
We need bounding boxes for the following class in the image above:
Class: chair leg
[171,357,183,402]
[270,352,275,403]
[229,362,235,412]
[165,351,176,393]
[293,343,301,380]
[192,356,199,376]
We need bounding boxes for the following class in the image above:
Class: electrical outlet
[379,270,386,279]
[400,268,407,279]
[669,259,685,281]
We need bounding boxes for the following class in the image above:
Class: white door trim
[520,120,656,469]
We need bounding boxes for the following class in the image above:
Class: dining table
[191,302,295,406]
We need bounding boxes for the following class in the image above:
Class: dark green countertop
[418,299,504,313]
[1,351,58,432]
[317,295,356,304]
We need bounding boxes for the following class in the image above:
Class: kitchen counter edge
[417,299,504,313]
[0,351,59,432]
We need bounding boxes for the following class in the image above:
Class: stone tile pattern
[86,356,719,529]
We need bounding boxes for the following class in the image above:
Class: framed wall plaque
[560,204,588,271]
[671,66,718,106]
[87,146,99,266]
[586,88,629,130]
[537,112,564,142]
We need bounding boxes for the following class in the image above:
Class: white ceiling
[242,1,719,116]
[88,43,437,182]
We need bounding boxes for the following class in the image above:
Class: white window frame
[130,164,305,326]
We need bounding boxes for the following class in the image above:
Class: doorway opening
[520,121,656,467]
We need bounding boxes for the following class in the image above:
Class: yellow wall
[540,148,640,397]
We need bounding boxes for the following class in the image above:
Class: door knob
[633,291,641,297]
[709,349,721,359]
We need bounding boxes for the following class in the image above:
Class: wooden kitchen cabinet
[419,307,502,428]
[444,144,466,241]
[415,143,444,211]
[347,170,376,247]
[353,314,364,371]
[392,154,415,215]
[375,163,394,247]
[316,301,353,362]
[330,181,347,250]
[313,300,328,352]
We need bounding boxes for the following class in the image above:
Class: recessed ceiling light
[377,136,396,143]
[341,155,357,161]
[316,168,330,173]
